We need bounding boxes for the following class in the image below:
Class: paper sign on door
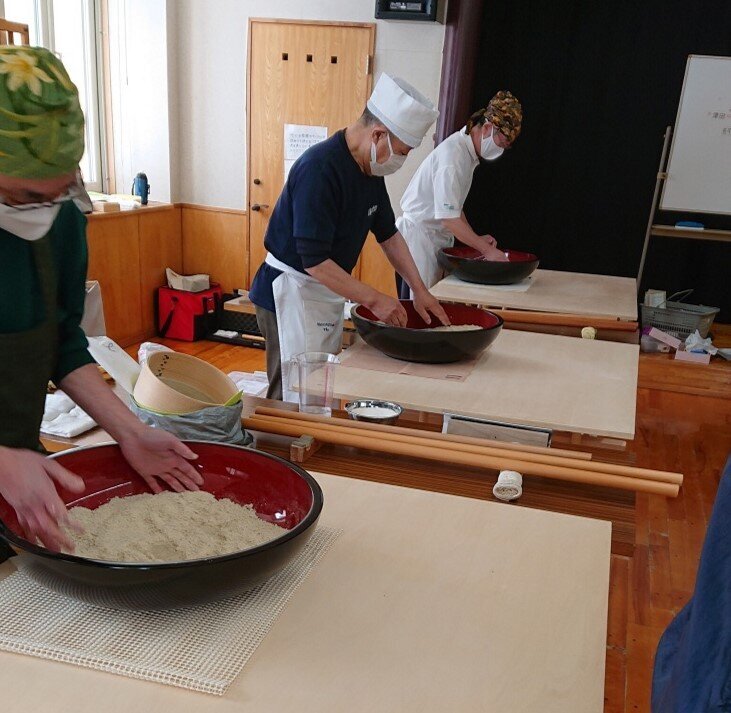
[283,124,328,184]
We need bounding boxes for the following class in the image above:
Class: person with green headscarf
[0,47,203,556]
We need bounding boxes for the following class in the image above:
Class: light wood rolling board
[337,330,639,439]
[0,473,611,713]
[431,269,638,321]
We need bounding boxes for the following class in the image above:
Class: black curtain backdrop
[463,0,731,321]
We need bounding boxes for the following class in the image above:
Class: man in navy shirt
[250,74,449,400]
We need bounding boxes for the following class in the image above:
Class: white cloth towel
[41,392,96,438]
[228,371,269,397]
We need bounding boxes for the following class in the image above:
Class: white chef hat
[366,73,439,148]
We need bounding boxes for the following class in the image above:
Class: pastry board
[431,269,638,321]
[337,330,639,439]
[0,472,610,712]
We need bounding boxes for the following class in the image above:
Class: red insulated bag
[156,284,223,341]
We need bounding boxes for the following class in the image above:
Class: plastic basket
[641,290,720,340]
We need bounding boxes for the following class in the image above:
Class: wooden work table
[36,336,731,711]
[0,472,610,712]
[336,331,639,440]
[42,394,637,557]
[431,269,638,322]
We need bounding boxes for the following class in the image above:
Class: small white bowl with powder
[345,399,402,425]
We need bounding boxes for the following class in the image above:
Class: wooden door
[356,234,398,296]
[247,19,375,287]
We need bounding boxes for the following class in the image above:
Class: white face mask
[0,204,62,241]
[0,177,93,241]
[480,127,504,161]
[370,132,407,176]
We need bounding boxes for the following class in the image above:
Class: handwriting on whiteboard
[705,110,731,137]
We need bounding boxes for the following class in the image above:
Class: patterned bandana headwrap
[466,90,522,144]
[0,46,85,179]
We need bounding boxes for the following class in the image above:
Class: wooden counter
[85,203,249,347]
[86,203,182,346]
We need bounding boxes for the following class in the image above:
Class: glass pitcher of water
[289,352,340,416]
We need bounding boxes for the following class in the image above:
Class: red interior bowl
[355,301,502,330]
[438,246,540,285]
[0,442,323,610]
[351,301,503,363]
[444,246,539,263]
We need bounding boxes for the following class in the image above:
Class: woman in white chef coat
[396,91,523,298]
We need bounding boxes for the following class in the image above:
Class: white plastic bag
[87,336,141,394]
[80,280,106,337]
[685,330,718,355]
[129,400,252,446]
[137,341,174,367]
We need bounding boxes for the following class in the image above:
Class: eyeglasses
[0,171,91,211]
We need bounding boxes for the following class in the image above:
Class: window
[0,0,106,192]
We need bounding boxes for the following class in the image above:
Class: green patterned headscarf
[0,46,85,179]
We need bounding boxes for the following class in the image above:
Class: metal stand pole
[636,126,672,291]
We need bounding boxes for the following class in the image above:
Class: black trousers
[254,306,283,401]
[395,273,411,300]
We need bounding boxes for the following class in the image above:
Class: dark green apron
[0,235,58,560]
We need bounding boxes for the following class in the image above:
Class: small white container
[493,470,523,501]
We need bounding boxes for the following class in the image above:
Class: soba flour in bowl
[426,324,484,331]
[65,491,286,563]
[374,322,484,331]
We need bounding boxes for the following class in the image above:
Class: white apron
[266,253,345,403]
[397,214,454,297]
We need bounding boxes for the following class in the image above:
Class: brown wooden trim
[493,309,639,331]
[90,202,248,218]
[436,0,485,143]
[249,17,376,30]
[246,17,254,251]
[177,202,247,216]
[87,202,176,221]
[366,22,376,92]
[0,19,30,44]
[0,19,31,32]
[651,224,731,243]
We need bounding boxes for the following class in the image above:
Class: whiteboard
[660,55,731,215]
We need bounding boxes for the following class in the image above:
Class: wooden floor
[130,333,731,712]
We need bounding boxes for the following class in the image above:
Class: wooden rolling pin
[244,416,679,497]
[253,406,592,461]
[493,310,638,331]
[249,412,682,486]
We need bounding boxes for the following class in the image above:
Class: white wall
[166,0,180,202]
[171,0,446,211]
[108,0,172,202]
